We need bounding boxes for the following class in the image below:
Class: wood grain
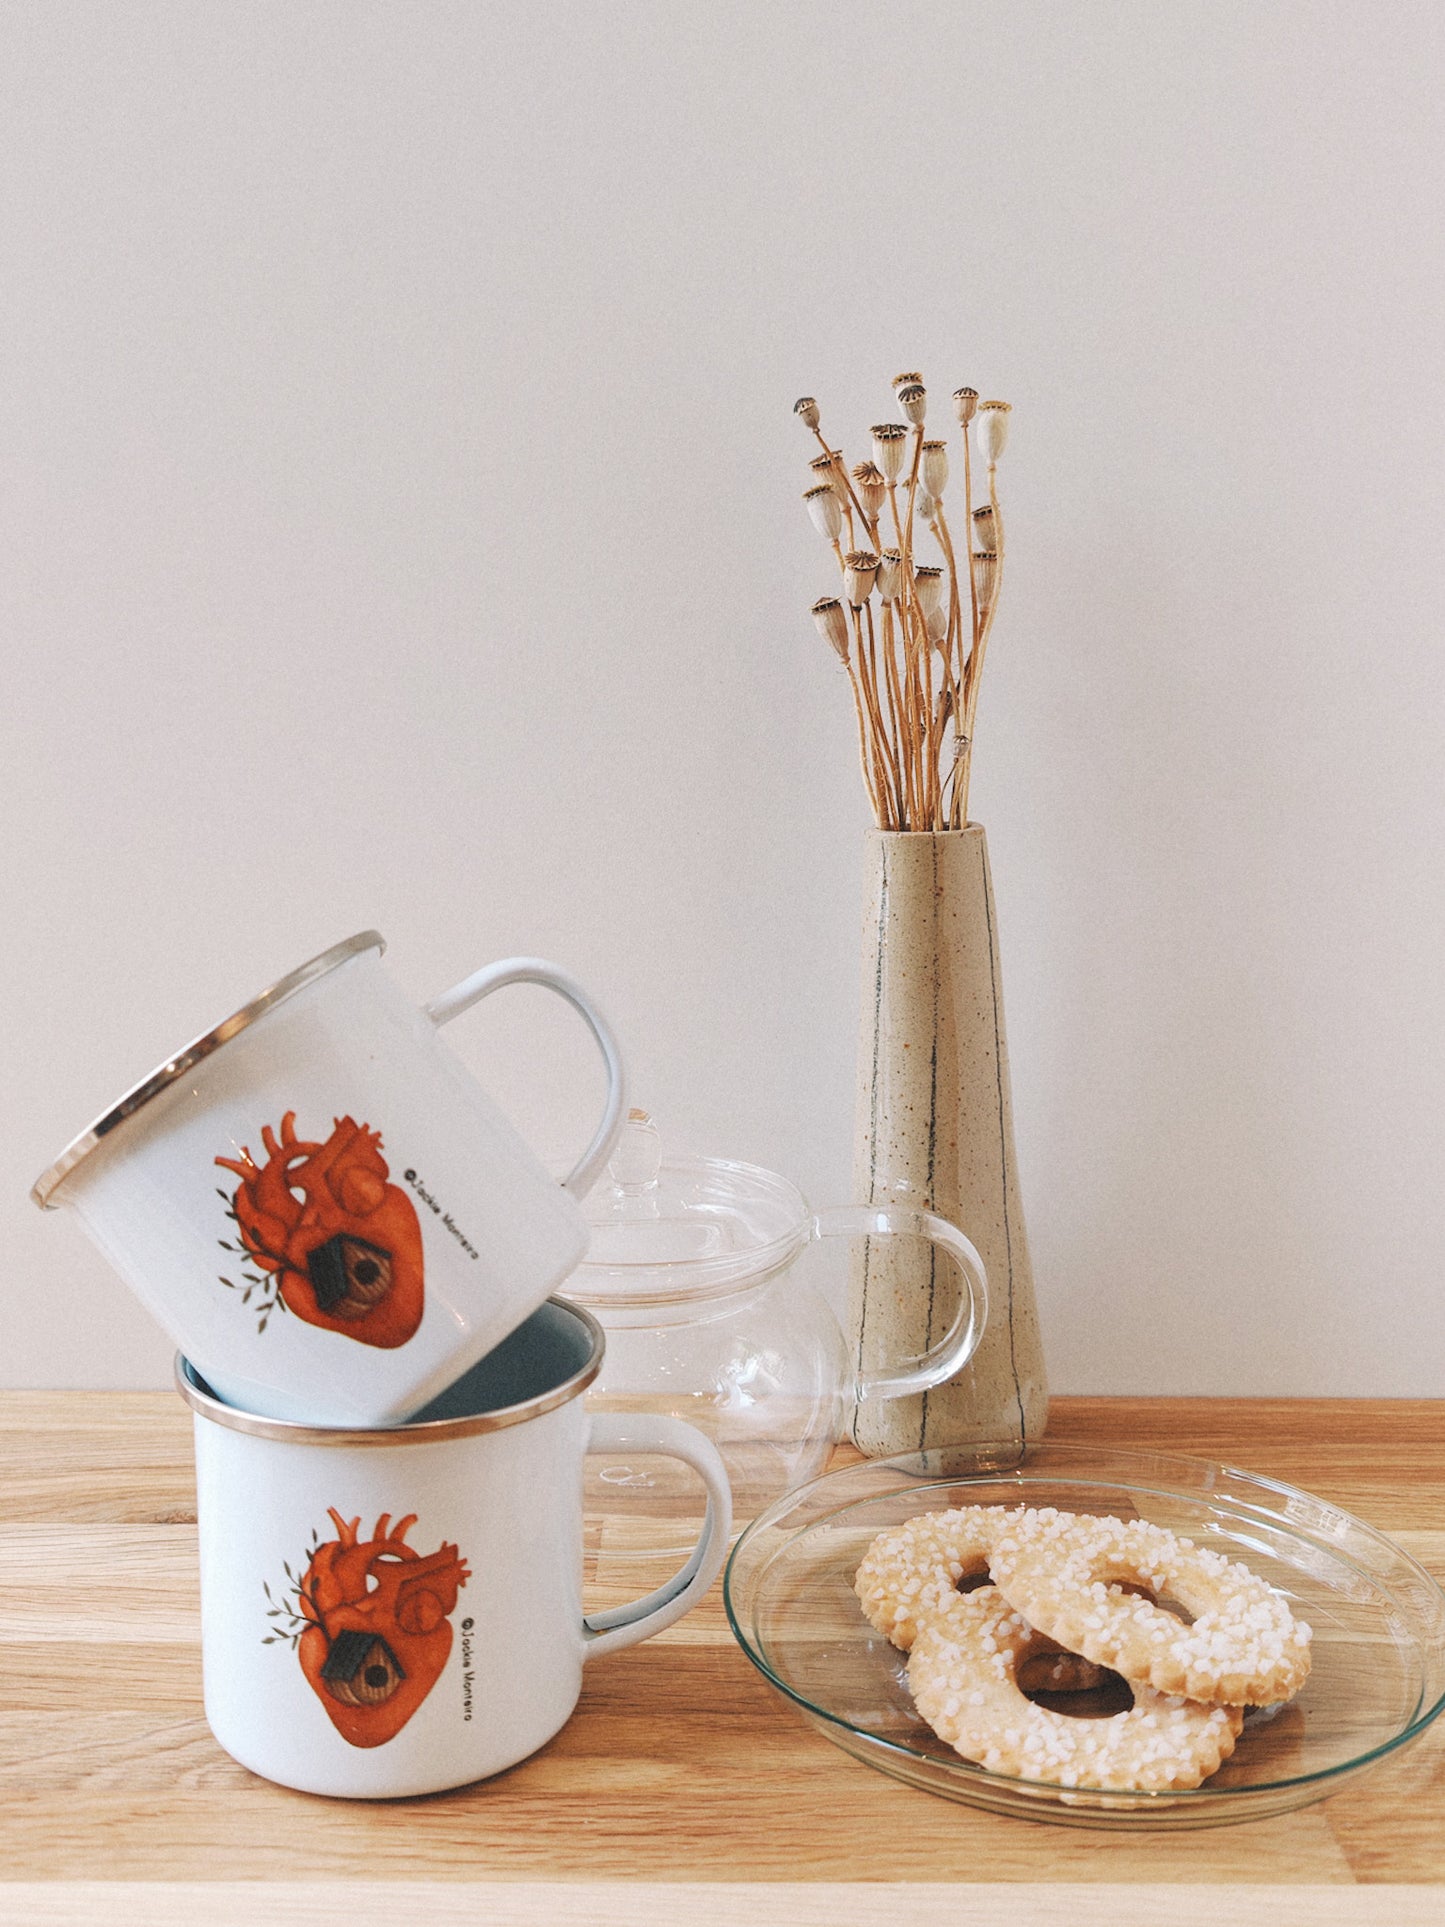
[0,1883,1442,1927]
[0,1393,1439,1900]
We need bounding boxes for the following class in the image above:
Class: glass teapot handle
[810,1206,989,1402]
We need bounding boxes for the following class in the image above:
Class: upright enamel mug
[33,933,626,1425]
[178,1299,731,1797]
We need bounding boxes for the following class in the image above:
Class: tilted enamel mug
[178,1299,732,1797]
[32,932,626,1425]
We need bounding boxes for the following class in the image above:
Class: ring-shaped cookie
[908,1587,1244,1792]
[988,1507,1313,1706]
[855,1505,1013,1651]
[854,1505,1104,1692]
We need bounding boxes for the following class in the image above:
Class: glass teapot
[562,1110,988,1555]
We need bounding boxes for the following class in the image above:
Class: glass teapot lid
[570,1109,810,1307]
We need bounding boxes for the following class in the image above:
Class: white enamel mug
[33,932,626,1425]
[178,1298,731,1797]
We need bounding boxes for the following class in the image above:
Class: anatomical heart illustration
[266,1509,471,1747]
[216,1111,424,1346]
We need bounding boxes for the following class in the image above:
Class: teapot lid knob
[606,1107,663,1193]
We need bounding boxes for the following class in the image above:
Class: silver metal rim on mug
[173,1297,607,1446]
[30,930,386,1210]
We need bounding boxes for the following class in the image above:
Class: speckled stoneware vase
[847,826,1048,1463]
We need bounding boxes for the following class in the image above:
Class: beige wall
[4,2,1443,1393]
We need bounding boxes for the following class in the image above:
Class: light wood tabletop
[0,1392,1441,1925]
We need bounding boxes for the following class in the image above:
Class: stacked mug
[31,932,731,1797]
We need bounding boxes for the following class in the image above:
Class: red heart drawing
[290,1509,470,1747]
[217,1111,425,1346]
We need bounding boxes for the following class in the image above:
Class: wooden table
[0,1394,1440,1925]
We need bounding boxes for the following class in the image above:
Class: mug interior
[179,1297,602,1439]
[411,1301,596,1421]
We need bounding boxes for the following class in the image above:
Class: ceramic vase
[847,825,1048,1463]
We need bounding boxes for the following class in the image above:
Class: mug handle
[423,956,626,1200]
[580,1414,733,1661]
[811,1205,990,1403]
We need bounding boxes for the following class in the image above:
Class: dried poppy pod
[851,460,888,520]
[871,423,909,483]
[915,489,938,525]
[976,400,1011,465]
[794,396,821,430]
[974,549,999,616]
[953,386,979,425]
[804,483,842,543]
[843,549,879,606]
[972,503,996,548]
[809,451,846,501]
[892,371,924,391]
[896,382,927,426]
[922,440,949,496]
[926,601,949,644]
[811,595,850,660]
[913,566,945,619]
[875,549,904,602]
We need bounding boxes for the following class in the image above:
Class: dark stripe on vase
[980,834,1026,1446]
[919,834,941,1452]
[856,839,888,1416]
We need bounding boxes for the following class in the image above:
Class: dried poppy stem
[900,417,932,822]
[854,601,902,827]
[872,600,911,828]
[835,585,894,827]
[933,510,963,695]
[960,422,979,653]
[916,529,956,829]
[948,390,982,828]
[882,479,926,821]
[955,465,1006,825]
[928,504,966,828]
[852,669,889,821]
[873,599,909,825]
[815,597,882,820]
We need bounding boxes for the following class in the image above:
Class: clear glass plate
[723,1443,1445,1828]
